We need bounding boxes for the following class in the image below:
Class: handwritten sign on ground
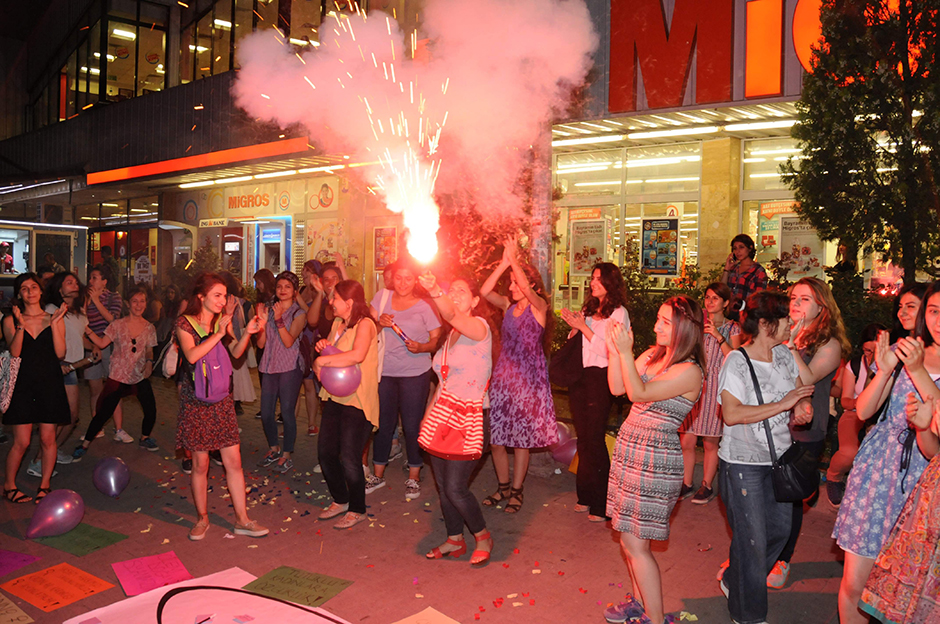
[111,551,192,597]
[242,567,352,608]
[0,551,40,579]
[0,563,113,612]
[0,590,34,624]
[390,607,461,624]
[33,524,127,557]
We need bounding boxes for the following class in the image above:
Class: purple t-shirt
[370,291,440,378]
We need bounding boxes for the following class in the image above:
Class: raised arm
[856,331,898,421]
[790,323,843,385]
[607,323,702,403]
[177,315,232,364]
[418,272,488,341]
[504,237,548,325]
[480,256,511,312]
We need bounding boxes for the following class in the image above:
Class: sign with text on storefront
[779,217,824,280]
[169,177,340,224]
[261,228,282,244]
[641,219,679,276]
[568,207,602,221]
[199,218,227,228]
[569,219,607,277]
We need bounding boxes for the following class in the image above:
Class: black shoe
[691,484,716,505]
[276,413,283,423]
[182,458,192,474]
[678,483,694,500]
[255,410,262,419]
[234,401,244,416]
[804,487,820,508]
[826,480,844,508]
[209,450,223,466]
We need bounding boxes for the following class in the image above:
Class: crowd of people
[1,234,939,624]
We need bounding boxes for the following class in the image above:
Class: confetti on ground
[415,594,423,599]
[161,539,170,545]
[141,524,152,533]
[532,570,541,574]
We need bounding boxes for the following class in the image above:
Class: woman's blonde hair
[789,277,850,358]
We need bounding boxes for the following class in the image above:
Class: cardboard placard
[0,591,34,624]
[111,551,193,597]
[0,551,40,579]
[0,563,113,612]
[34,524,127,557]
[242,566,352,608]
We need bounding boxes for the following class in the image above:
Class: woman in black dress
[2,273,69,503]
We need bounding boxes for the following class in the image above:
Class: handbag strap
[737,347,779,465]
[439,328,490,398]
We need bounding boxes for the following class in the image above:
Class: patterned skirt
[861,456,940,624]
[607,421,683,541]
[175,382,240,452]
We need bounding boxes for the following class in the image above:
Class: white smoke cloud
[233,0,597,259]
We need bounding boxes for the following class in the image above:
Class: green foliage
[191,238,221,274]
[827,268,895,352]
[781,0,940,284]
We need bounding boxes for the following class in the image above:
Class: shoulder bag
[418,331,487,460]
[549,331,584,388]
[738,347,820,503]
[375,288,391,379]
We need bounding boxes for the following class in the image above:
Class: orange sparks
[296,53,306,65]
[191,124,197,131]
[261,94,270,99]
[303,76,316,90]
[390,40,396,62]
[193,105,204,110]
[82,103,94,110]
[253,9,262,20]
[178,0,188,6]
[386,16,392,36]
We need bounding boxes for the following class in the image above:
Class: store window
[129,196,159,224]
[107,23,138,101]
[76,204,101,228]
[624,144,701,195]
[743,137,799,191]
[552,204,620,311]
[195,11,214,80]
[137,28,166,94]
[290,0,322,48]
[63,51,77,118]
[0,228,31,275]
[101,201,128,226]
[555,149,623,199]
[232,0,254,69]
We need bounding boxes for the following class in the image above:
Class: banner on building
[569,219,607,277]
[779,217,824,280]
[641,218,679,276]
[373,226,398,271]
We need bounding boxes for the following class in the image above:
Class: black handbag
[739,348,820,503]
[549,331,584,388]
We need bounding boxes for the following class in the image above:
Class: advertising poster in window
[779,217,824,280]
[569,219,607,277]
[306,219,345,264]
[641,218,679,276]
[373,226,398,270]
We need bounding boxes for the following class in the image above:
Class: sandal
[470,530,493,567]
[34,487,51,505]
[504,486,524,514]
[482,481,511,507]
[426,537,467,559]
[3,488,31,504]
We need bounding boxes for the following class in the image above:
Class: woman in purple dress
[480,237,558,513]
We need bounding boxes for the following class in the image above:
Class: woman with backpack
[176,272,268,541]
[72,286,160,459]
[255,271,306,475]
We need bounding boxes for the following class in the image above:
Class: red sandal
[426,537,467,559]
[470,530,493,567]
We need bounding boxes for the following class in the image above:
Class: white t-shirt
[45,303,88,363]
[582,305,629,368]
[432,318,492,405]
[846,358,873,397]
[717,345,800,465]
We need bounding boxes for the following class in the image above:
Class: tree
[781,0,940,284]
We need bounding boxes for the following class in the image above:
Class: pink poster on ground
[111,551,193,597]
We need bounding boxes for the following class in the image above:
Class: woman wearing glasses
[72,286,159,459]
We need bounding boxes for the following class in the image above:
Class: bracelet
[275,318,286,329]
[430,290,445,298]
[717,337,726,345]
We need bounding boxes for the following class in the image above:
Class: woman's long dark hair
[740,290,790,341]
[162,284,182,319]
[90,263,116,291]
[184,272,226,322]
[333,280,373,330]
[914,281,940,348]
[44,272,85,315]
[891,281,929,342]
[13,273,42,311]
[581,262,627,319]
[253,269,276,305]
[647,296,707,375]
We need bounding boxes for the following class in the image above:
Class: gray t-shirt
[371,292,441,378]
[717,345,799,465]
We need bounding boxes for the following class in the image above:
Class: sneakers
[257,450,282,467]
[189,517,210,541]
[678,483,694,500]
[95,430,105,439]
[307,426,319,436]
[113,429,134,443]
[767,560,790,589]
[691,484,716,505]
[182,458,193,474]
[139,437,159,452]
[333,512,366,530]
[209,450,223,466]
[56,449,74,464]
[27,459,57,477]
[826,480,845,508]
[318,502,349,520]
[365,474,386,494]
[603,594,645,623]
[717,561,729,598]
[273,458,294,474]
[71,446,87,462]
[234,519,269,537]
[404,478,420,500]
[313,463,322,473]
[388,444,403,463]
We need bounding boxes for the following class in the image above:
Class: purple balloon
[318,345,362,397]
[27,489,84,539]
[93,457,130,498]
[551,438,578,465]
[555,422,572,446]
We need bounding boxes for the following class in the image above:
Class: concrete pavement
[0,376,843,623]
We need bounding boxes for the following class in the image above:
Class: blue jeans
[260,368,303,453]
[718,460,792,624]
[374,371,431,468]
[429,454,486,536]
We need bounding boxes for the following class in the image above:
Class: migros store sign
[609,0,823,113]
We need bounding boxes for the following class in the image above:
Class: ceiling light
[742,157,766,163]
[298,165,346,173]
[579,122,613,131]
[573,181,621,187]
[214,19,232,29]
[624,155,701,168]
[643,176,700,184]
[93,52,116,61]
[725,120,796,132]
[749,172,784,178]
[215,176,253,184]
[179,180,214,188]
[558,161,614,170]
[254,170,298,179]
[289,38,320,47]
[80,66,101,75]
[556,165,610,174]
[552,134,626,147]
[748,147,800,156]
[112,28,136,40]
[627,126,718,140]
[188,45,209,52]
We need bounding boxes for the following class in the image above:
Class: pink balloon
[555,422,572,445]
[27,489,84,539]
[551,438,578,465]
[93,457,130,498]
[317,344,361,397]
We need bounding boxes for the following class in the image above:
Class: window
[137,27,166,94]
[743,138,799,191]
[129,196,158,224]
[233,0,254,68]
[63,51,77,118]
[624,144,701,195]
[107,22,138,101]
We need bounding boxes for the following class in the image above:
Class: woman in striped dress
[679,283,740,504]
[602,297,705,624]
